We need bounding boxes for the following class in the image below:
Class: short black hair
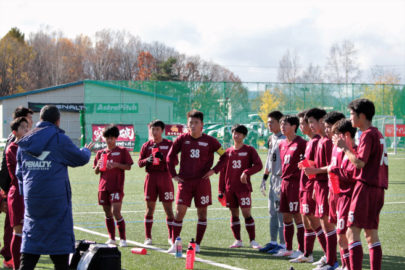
[333,119,357,138]
[149,120,165,130]
[103,124,120,138]
[231,124,248,136]
[40,105,60,124]
[348,98,375,121]
[305,108,327,121]
[280,115,299,132]
[10,117,28,131]
[324,111,346,125]
[13,106,33,119]
[267,111,283,122]
[187,109,204,122]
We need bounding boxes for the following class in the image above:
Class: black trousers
[19,253,69,270]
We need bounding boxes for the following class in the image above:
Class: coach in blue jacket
[16,105,93,270]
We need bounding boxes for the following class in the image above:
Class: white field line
[73,206,268,215]
[385,201,405,204]
[74,226,246,270]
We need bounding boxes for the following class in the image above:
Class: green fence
[83,80,405,151]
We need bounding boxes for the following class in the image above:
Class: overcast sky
[1,0,404,82]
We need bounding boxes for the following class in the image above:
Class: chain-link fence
[83,80,405,152]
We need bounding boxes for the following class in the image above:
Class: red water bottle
[152,144,160,165]
[328,172,340,194]
[298,159,316,179]
[131,248,147,255]
[189,238,196,256]
[185,246,195,269]
[99,151,108,172]
[218,193,226,207]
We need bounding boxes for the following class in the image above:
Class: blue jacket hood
[18,121,61,156]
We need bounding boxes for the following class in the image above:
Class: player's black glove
[146,155,154,165]
[155,151,164,161]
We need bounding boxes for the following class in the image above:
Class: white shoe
[250,240,262,249]
[313,264,337,270]
[144,238,152,245]
[167,244,176,253]
[273,249,293,257]
[229,240,243,248]
[119,240,127,247]
[195,244,200,253]
[105,239,116,245]
[312,255,327,266]
[168,238,173,245]
[288,250,303,259]
[290,254,314,263]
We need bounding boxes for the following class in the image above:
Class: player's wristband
[262,174,269,181]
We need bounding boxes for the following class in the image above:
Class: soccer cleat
[3,259,13,269]
[313,262,339,270]
[167,244,176,253]
[273,249,293,257]
[105,239,116,245]
[168,238,173,246]
[289,254,314,263]
[119,239,127,247]
[259,242,279,252]
[144,238,153,245]
[288,250,303,259]
[267,244,283,254]
[195,244,200,253]
[229,240,243,248]
[312,255,327,266]
[250,240,262,249]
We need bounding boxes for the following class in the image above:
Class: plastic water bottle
[99,151,108,172]
[152,143,160,165]
[185,246,195,269]
[131,248,147,255]
[188,238,196,256]
[175,236,182,258]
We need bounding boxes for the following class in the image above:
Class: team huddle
[92,98,387,270]
[2,98,387,270]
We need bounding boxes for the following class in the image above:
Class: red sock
[144,215,153,239]
[349,241,363,270]
[369,242,382,270]
[11,233,22,269]
[244,216,255,242]
[326,229,337,266]
[105,217,115,240]
[296,223,305,253]
[166,217,174,240]
[230,216,241,240]
[304,229,316,257]
[117,218,126,240]
[196,219,207,245]
[284,222,294,251]
[343,248,350,270]
[315,226,327,253]
[172,219,183,243]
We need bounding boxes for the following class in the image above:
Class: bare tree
[277,50,300,83]
[298,63,323,83]
[325,40,361,83]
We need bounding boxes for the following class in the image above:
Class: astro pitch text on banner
[92,124,135,151]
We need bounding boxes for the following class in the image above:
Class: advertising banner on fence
[384,124,405,137]
[165,124,188,136]
[92,124,135,151]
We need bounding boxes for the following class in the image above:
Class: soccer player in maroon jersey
[328,119,357,270]
[273,115,306,259]
[138,120,175,245]
[305,108,338,269]
[333,99,388,270]
[290,110,327,264]
[94,125,134,247]
[211,124,263,249]
[167,110,225,253]
[6,117,29,269]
